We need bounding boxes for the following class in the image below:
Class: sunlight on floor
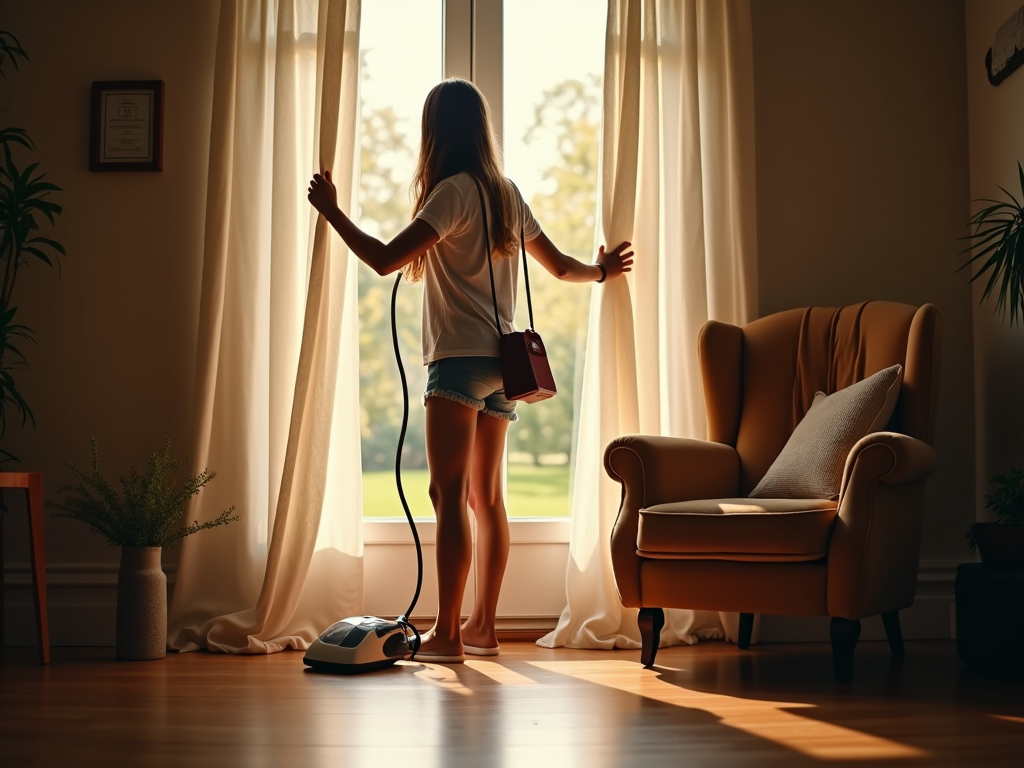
[528,660,929,761]
[991,714,1024,725]
[465,659,538,686]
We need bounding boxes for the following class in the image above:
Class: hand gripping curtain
[167,0,363,653]
[539,0,757,650]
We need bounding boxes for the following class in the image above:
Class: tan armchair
[604,301,941,681]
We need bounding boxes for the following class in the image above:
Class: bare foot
[460,620,498,651]
[416,627,463,658]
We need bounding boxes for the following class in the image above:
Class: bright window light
[503,0,604,518]
[356,0,441,520]
[356,0,604,521]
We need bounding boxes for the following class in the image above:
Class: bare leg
[462,411,511,650]
[419,397,478,658]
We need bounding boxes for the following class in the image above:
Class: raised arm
[308,170,439,276]
[525,231,633,283]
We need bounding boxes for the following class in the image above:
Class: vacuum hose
[391,273,423,654]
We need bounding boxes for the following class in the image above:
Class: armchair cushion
[750,364,903,500]
[638,497,838,561]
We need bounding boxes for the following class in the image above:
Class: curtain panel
[167,0,364,654]
[540,0,758,650]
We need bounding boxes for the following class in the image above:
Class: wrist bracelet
[595,263,607,283]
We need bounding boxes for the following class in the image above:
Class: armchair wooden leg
[737,613,754,650]
[881,611,904,656]
[830,617,861,683]
[638,607,664,669]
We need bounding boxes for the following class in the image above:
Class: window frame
[363,0,592,629]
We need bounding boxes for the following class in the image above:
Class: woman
[308,78,632,662]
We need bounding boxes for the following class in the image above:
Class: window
[502,1,604,518]
[356,0,441,520]
[357,0,604,521]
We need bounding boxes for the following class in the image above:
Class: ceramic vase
[115,546,167,660]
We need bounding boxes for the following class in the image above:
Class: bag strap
[472,177,503,335]
[508,180,535,330]
[471,176,535,336]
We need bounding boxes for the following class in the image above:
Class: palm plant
[0,30,65,462]
[0,30,27,76]
[958,161,1024,324]
[959,163,1024,556]
[0,303,34,463]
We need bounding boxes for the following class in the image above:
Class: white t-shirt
[414,173,541,364]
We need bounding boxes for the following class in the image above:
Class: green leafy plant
[958,161,1024,325]
[966,468,1024,550]
[47,437,240,548]
[0,30,65,463]
[0,303,34,463]
[0,30,27,76]
[957,162,1024,552]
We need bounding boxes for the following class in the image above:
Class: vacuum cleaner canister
[303,616,414,674]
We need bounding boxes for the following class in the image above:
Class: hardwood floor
[1,640,1022,767]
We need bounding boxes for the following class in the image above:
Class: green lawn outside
[362,464,571,518]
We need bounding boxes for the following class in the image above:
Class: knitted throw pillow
[749,364,903,501]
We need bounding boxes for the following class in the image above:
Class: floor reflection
[529,659,928,761]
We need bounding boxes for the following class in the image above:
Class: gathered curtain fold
[540,0,758,650]
[167,0,364,654]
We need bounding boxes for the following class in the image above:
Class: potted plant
[966,469,1024,568]
[0,29,65,463]
[959,161,1024,322]
[47,437,239,660]
[959,161,1024,566]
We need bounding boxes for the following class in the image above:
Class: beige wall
[2,1,219,577]
[964,1,1024,516]
[2,0,982,642]
[750,0,975,564]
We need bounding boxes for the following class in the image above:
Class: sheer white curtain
[540,0,757,650]
[167,0,364,654]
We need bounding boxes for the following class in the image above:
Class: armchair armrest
[839,431,938,494]
[604,435,740,506]
[604,435,739,606]
[828,432,938,619]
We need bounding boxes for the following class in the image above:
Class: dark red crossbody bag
[473,179,556,403]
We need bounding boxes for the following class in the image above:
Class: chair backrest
[699,301,942,496]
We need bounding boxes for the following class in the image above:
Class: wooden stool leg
[1,492,5,650]
[26,476,49,665]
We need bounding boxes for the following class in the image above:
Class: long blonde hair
[404,79,519,282]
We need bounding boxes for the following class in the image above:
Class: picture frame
[89,80,164,172]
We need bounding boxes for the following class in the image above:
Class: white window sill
[364,517,571,544]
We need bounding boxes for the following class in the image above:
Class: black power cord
[391,273,423,657]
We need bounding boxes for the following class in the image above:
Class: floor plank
[1,641,1022,767]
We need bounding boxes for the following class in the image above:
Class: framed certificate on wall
[89,80,164,172]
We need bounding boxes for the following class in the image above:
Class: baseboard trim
[2,561,178,587]
[2,559,962,647]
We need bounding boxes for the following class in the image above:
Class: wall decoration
[986,4,1024,86]
[89,80,164,171]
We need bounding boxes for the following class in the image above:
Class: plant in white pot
[959,161,1024,567]
[47,437,239,659]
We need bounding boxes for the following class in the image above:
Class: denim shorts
[423,356,518,421]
